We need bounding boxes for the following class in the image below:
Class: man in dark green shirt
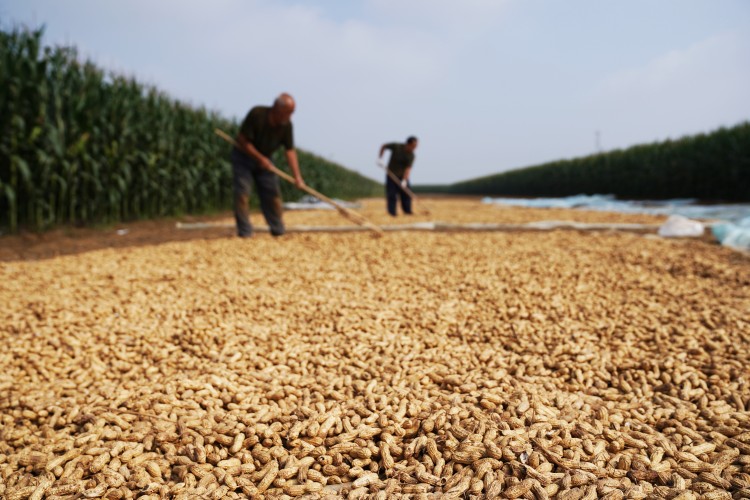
[379,136,418,216]
[231,93,305,237]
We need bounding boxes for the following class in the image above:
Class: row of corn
[0,25,380,234]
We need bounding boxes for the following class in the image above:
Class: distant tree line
[0,25,380,233]
[414,122,750,201]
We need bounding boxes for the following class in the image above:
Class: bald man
[231,93,305,237]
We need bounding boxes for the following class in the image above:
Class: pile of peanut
[1,200,749,499]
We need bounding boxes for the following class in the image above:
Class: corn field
[419,122,750,201]
[0,26,380,234]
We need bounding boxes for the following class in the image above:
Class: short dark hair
[406,136,418,144]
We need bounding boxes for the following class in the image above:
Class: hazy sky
[2,0,749,184]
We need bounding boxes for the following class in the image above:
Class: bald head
[269,93,295,126]
[274,93,295,111]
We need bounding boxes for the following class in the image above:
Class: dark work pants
[385,175,412,216]
[231,148,285,237]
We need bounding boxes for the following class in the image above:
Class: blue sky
[2,0,749,184]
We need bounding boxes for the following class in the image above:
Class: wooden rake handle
[215,129,383,236]
[377,161,431,215]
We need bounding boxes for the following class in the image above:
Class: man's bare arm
[237,133,274,170]
[285,149,305,188]
[402,166,412,184]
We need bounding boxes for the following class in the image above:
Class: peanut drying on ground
[1,200,749,498]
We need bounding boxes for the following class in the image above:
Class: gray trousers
[231,148,285,237]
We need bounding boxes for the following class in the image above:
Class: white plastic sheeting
[657,215,705,238]
[283,195,362,211]
[483,194,750,220]
[484,194,750,249]
[175,220,660,233]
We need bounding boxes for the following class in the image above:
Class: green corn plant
[0,24,381,233]
[442,122,750,201]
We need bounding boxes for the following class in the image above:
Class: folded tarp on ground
[712,217,750,250]
[283,195,361,210]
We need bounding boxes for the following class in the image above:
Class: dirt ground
[0,197,692,262]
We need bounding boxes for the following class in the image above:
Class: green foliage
[272,149,381,202]
[0,25,379,233]
[415,122,750,201]
[410,184,453,194]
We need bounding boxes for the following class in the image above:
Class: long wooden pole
[215,129,383,236]
[377,161,430,215]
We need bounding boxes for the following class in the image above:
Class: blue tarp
[711,217,750,250]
